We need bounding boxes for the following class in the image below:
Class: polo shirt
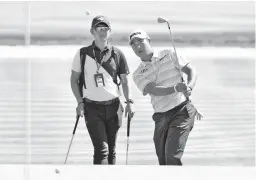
[71,41,129,101]
[133,49,189,113]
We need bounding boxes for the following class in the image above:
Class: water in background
[0,1,254,46]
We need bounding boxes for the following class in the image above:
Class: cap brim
[129,35,147,45]
[93,22,110,28]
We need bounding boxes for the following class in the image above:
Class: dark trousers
[83,98,123,165]
[152,101,196,165]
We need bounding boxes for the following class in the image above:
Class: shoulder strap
[79,47,88,95]
[79,46,121,93]
[111,47,121,87]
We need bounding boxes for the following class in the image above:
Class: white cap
[129,29,150,45]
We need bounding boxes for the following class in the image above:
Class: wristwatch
[125,99,134,104]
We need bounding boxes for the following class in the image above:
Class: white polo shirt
[71,43,129,101]
[133,49,189,113]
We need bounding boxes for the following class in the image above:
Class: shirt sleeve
[118,50,130,75]
[71,49,81,72]
[132,72,151,96]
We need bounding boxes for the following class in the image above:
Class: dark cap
[91,15,110,28]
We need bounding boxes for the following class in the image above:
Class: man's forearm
[121,82,132,101]
[186,68,197,90]
[70,80,83,104]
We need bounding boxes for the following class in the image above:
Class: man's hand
[76,102,85,117]
[175,82,193,98]
[175,82,188,92]
[195,109,203,120]
[183,86,192,97]
[125,103,134,118]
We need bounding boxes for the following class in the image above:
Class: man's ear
[90,28,93,35]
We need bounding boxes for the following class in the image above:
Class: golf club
[157,16,178,60]
[126,115,131,165]
[157,17,170,27]
[64,114,80,164]
[157,16,191,100]
[61,9,90,169]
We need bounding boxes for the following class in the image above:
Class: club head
[157,17,168,23]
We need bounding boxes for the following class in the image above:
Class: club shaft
[73,115,80,134]
[126,115,131,165]
[64,135,74,164]
[166,24,178,57]
[64,115,80,164]
[127,115,131,137]
[126,137,129,165]
[166,23,190,101]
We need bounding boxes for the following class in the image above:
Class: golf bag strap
[79,46,121,94]
[111,47,121,88]
[79,46,88,95]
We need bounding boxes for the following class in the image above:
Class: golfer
[130,29,202,165]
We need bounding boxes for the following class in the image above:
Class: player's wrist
[188,85,193,91]
[78,99,84,105]
[125,99,134,104]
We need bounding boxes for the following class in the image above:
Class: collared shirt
[133,49,190,113]
[71,41,130,101]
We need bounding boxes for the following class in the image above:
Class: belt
[83,97,119,105]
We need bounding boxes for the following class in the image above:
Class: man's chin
[137,53,145,59]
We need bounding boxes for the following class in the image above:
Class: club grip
[127,115,131,137]
[73,115,80,135]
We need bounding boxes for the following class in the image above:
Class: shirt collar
[92,41,111,51]
[152,50,158,60]
[141,51,158,66]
